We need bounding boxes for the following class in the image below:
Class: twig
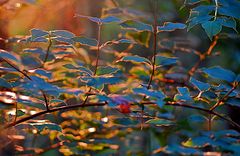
[43,35,52,64]
[188,35,219,76]
[210,83,238,111]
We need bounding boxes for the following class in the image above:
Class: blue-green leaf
[19,121,62,132]
[0,78,12,88]
[51,30,75,38]
[30,28,49,39]
[120,20,153,32]
[101,16,121,23]
[174,87,193,102]
[217,17,237,32]
[155,55,178,67]
[0,49,20,63]
[226,98,240,108]
[72,36,98,47]
[202,66,236,83]
[118,55,151,65]
[190,77,210,91]
[63,64,93,76]
[146,119,174,126]
[187,15,213,31]
[158,22,186,32]
[96,66,119,75]
[202,20,222,40]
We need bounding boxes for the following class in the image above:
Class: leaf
[19,121,62,132]
[190,77,210,91]
[165,144,202,155]
[146,119,174,126]
[120,20,153,32]
[155,55,178,67]
[80,76,121,89]
[158,22,186,32]
[217,17,237,32]
[96,66,119,75]
[187,15,213,31]
[16,110,25,117]
[201,20,222,40]
[133,87,165,107]
[0,49,20,63]
[63,64,93,76]
[174,87,193,102]
[126,31,151,47]
[23,48,45,55]
[117,55,151,65]
[218,0,240,19]
[202,66,236,83]
[32,69,52,79]
[72,36,98,47]
[226,98,240,108]
[0,78,12,88]
[101,16,121,23]
[183,136,214,148]
[18,99,46,110]
[51,30,75,38]
[30,28,49,39]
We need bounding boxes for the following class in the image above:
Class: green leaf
[120,20,153,32]
[0,49,20,63]
[146,119,174,126]
[72,36,98,46]
[51,30,75,38]
[202,66,236,83]
[158,22,186,32]
[126,31,151,47]
[30,28,49,39]
[16,110,25,117]
[165,144,202,155]
[32,69,52,79]
[155,55,178,67]
[201,20,222,40]
[96,66,119,75]
[190,77,210,91]
[118,55,151,65]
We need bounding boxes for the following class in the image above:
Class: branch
[210,83,238,111]
[4,101,240,130]
[188,35,219,76]
[43,35,52,64]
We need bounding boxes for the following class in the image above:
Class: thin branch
[83,23,102,105]
[4,101,240,130]
[0,58,32,80]
[41,90,49,111]
[210,83,238,111]
[43,35,52,64]
[188,35,219,76]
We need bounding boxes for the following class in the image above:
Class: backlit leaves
[118,55,151,65]
[158,22,186,32]
[155,55,178,67]
[202,20,222,40]
[72,36,98,47]
[202,66,236,83]
[120,20,153,32]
